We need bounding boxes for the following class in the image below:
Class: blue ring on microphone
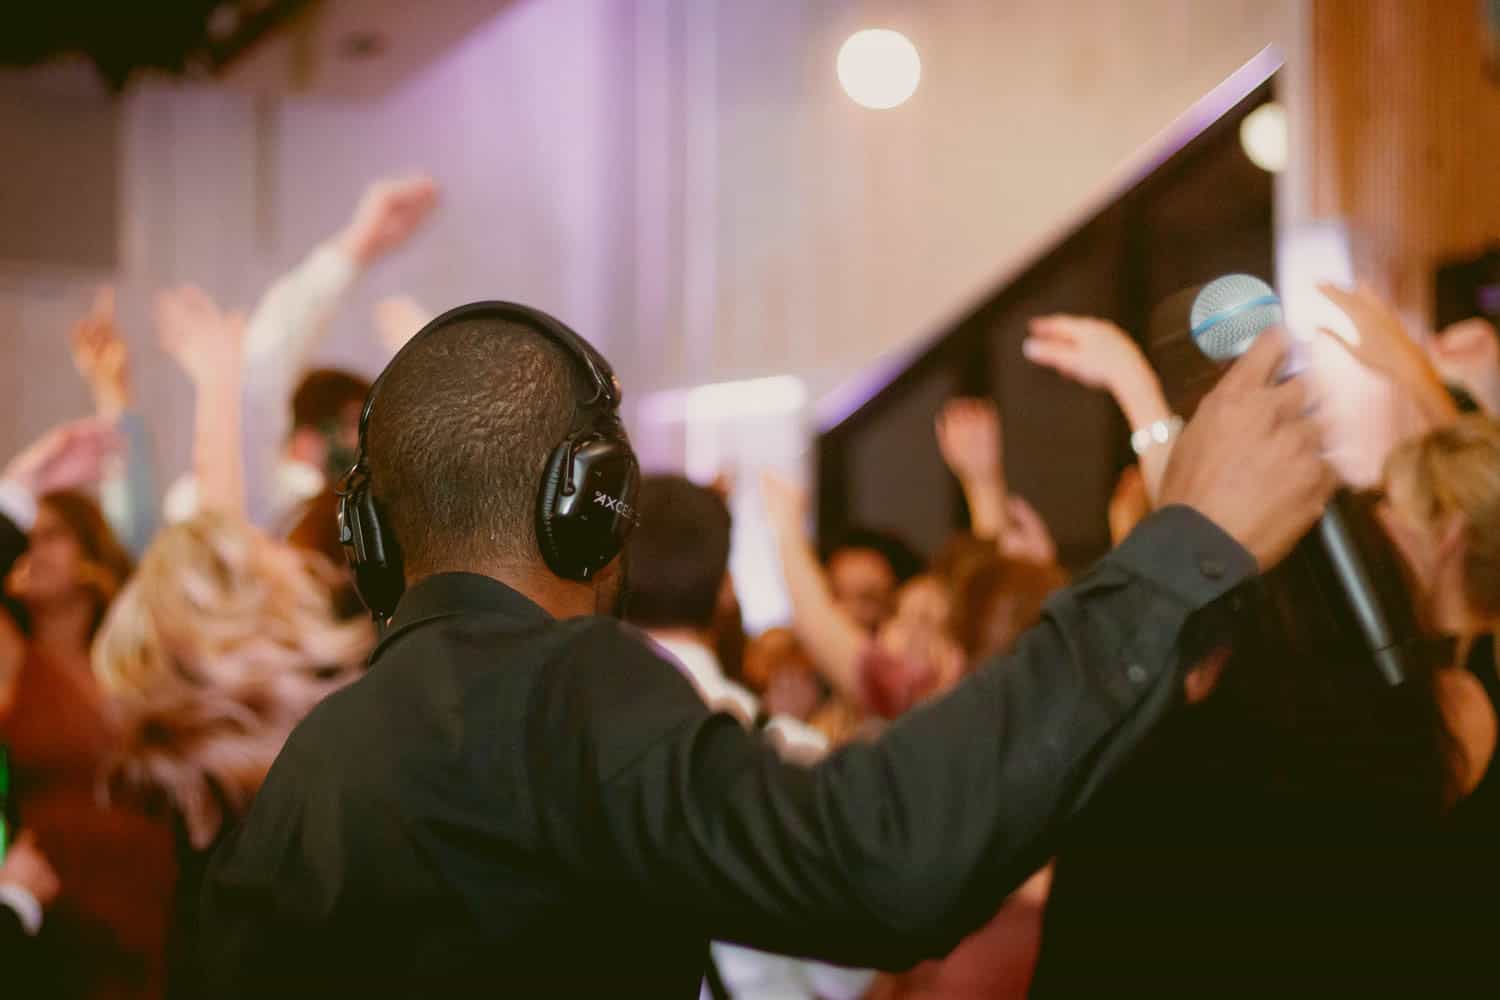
[1190,293,1281,339]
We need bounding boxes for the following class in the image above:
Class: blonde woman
[1381,416,1500,794]
[92,284,372,998]
[93,512,370,998]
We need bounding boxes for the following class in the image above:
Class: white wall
[0,0,1294,477]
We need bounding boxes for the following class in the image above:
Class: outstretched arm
[761,472,869,705]
[156,287,248,520]
[548,329,1332,968]
[244,175,438,374]
[553,507,1253,967]
[239,176,438,526]
[935,397,1007,540]
[69,287,161,555]
[934,398,1058,565]
[1025,315,1175,502]
[373,295,433,359]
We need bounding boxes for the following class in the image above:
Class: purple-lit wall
[0,0,1294,476]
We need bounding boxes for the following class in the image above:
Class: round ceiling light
[837,29,921,110]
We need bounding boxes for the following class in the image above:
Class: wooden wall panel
[1306,0,1500,322]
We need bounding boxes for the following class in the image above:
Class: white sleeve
[0,884,43,935]
[240,243,359,528]
[243,243,359,377]
[0,480,38,533]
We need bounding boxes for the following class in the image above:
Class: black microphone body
[1317,493,1407,686]
[1186,275,1407,685]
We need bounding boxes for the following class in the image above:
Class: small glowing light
[1240,101,1288,172]
[837,29,921,110]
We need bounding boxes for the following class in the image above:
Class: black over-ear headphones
[336,300,640,621]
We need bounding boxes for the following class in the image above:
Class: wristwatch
[1130,415,1184,456]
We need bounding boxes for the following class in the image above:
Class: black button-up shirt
[198,505,1253,997]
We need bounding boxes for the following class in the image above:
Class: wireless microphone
[1189,274,1406,686]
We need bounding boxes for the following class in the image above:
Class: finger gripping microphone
[1190,274,1405,686]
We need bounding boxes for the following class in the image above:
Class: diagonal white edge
[814,44,1285,432]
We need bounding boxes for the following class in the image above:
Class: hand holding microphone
[1176,274,1408,685]
[1158,327,1334,571]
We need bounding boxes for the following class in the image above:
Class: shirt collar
[371,572,554,663]
[650,635,725,688]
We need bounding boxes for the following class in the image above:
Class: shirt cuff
[1110,504,1257,610]
[0,885,43,935]
[0,479,38,533]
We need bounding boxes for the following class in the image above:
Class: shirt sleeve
[536,505,1255,969]
[240,244,359,528]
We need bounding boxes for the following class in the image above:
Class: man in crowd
[200,306,1332,996]
[823,528,918,633]
[625,474,872,998]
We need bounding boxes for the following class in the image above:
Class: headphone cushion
[339,482,405,619]
[535,443,572,577]
[535,435,639,581]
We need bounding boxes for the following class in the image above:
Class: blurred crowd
[3,171,1500,998]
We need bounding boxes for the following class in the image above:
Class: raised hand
[1025,313,1174,502]
[69,286,130,420]
[1159,328,1335,570]
[3,417,121,496]
[1316,283,1454,425]
[373,295,432,356]
[935,398,1002,485]
[1428,316,1500,416]
[1001,495,1057,566]
[1024,315,1146,391]
[338,175,440,268]
[155,285,246,387]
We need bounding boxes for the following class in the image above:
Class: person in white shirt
[162,175,438,532]
[624,475,873,1000]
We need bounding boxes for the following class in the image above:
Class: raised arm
[761,472,868,705]
[1316,283,1457,430]
[1025,315,1176,502]
[373,295,433,359]
[156,287,249,520]
[0,418,119,713]
[555,331,1333,967]
[244,175,438,376]
[69,287,161,555]
[935,397,1007,540]
[239,176,437,526]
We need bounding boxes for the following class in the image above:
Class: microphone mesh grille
[1190,274,1283,362]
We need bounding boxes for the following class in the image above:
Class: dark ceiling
[1,0,314,91]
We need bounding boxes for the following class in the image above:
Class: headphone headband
[357,300,620,445]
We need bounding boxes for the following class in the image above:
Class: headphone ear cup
[338,476,405,620]
[535,443,572,578]
[536,434,639,582]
